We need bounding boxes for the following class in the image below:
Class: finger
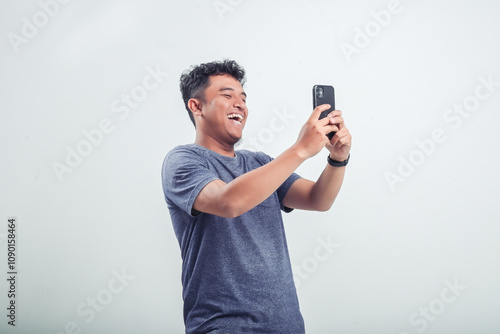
[318,113,336,127]
[319,111,342,127]
[324,124,339,136]
[329,132,340,147]
[328,116,344,129]
[328,110,342,118]
[331,128,349,141]
[329,128,349,146]
[333,132,352,149]
[333,127,349,137]
[309,104,332,123]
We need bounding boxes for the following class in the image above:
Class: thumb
[308,104,331,123]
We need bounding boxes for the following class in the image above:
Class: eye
[223,94,231,99]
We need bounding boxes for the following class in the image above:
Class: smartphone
[313,85,335,139]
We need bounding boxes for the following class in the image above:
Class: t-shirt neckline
[192,143,239,160]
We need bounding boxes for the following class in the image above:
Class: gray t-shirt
[162,143,305,334]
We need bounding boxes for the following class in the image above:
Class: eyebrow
[219,87,247,98]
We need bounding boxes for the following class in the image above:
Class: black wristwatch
[327,153,350,167]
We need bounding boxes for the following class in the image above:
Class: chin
[234,138,243,147]
[226,127,243,146]
[228,135,242,146]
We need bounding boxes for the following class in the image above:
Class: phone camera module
[316,87,324,99]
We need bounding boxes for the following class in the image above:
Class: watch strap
[327,153,350,167]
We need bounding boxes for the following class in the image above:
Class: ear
[188,98,203,117]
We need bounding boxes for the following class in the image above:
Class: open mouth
[227,113,243,124]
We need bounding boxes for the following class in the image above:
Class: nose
[234,98,246,111]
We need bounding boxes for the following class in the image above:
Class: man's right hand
[292,104,339,160]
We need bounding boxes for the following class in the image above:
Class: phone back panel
[313,85,335,120]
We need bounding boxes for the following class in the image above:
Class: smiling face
[190,73,248,147]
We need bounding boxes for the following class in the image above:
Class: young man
[162,60,351,334]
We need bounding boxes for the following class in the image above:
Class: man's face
[196,74,248,145]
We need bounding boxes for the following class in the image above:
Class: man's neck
[194,134,236,157]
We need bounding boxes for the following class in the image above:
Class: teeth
[227,113,243,122]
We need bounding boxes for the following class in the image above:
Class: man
[162,59,351,334]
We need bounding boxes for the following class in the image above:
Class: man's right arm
[193,105,337,218]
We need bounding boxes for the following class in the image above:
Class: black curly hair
[180,59,246,128]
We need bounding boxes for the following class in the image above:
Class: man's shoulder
[161,144,209,176]
[236,149,272,164]
[168,143,204,154]
[164,144,273,167]
[165,143,206,161]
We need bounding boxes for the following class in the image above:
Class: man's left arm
[283,110,351,212]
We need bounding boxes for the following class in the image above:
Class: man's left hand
[325,110,351,161]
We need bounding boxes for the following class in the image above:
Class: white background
[1,0,499,333]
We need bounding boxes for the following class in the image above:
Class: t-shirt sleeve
[162,147,219,217]
[277,170,302,213]
[253,151,302,213]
